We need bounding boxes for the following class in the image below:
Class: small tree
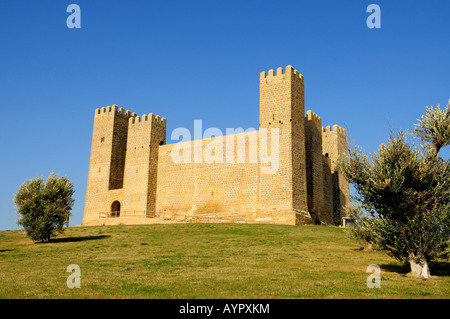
[337,102,450,278]
[14,173,75,243]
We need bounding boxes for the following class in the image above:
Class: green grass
[0,223,448,298]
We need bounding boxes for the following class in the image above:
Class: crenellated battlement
[260,65,304,81]
[129,112,166,127]
[93,104,166,128]
[95,104,133,118]
[323,124,346,135]
[305,110,322,126]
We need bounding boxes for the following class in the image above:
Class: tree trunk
[409,254,430,278]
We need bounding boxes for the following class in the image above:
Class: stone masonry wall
[155,131,260,218]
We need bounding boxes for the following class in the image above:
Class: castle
[82,65,349,226]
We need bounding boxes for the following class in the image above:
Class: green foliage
[344,203,376,250]
[14,173,75,243]
[337,103,450,274]
[414,100,450,155]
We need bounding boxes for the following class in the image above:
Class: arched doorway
[111,201,121,217]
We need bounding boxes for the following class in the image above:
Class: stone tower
[122,113,166,214]
[322,125,350,224]
[304,110,325,222]
[258,66,310,223]
[83,105,132,220]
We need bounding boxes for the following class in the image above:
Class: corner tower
[83,105,133,221]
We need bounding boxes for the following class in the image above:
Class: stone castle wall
[155,131,260,216]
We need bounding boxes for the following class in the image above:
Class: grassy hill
[0,223,448,298]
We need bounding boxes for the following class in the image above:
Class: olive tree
[14,173,75,243]
[337,102,450,278]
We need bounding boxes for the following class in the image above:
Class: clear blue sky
[1,0,449,230]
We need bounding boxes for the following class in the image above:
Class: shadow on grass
[0,249,14,253]
[380,263,410,274]
[380,261,450,276]
[50,235,111,243]
[429,261,450,276]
